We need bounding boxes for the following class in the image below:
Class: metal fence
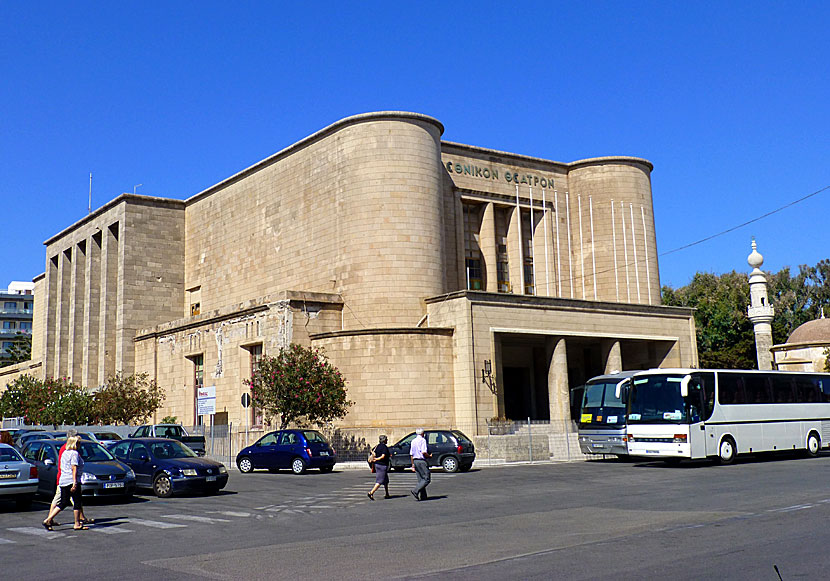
[480,418,591,465]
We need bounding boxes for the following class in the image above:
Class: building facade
[0,282,34,365]
[10,112,697,439]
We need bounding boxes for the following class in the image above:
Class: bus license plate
[206,475,217,482]
[646,450,659,454]
[103,482,124,489]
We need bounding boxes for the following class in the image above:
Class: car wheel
[319,466,333,473]
[717,436,736,465]
[291,457,307,475]
[806,432,821,457]
[153,473,174,498]
[441,455,459,473]
[237,456,254,473]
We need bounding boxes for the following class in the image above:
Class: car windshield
[95,432,121,440]
[627,375,688,424]
[0,447,22,462]
[580,380,626,428]
[78,442,115,462]
[302,430,327,443]
[151,440,197,459]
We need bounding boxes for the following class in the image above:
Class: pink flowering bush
[246,343,351,429]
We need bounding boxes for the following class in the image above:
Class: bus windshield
[627,375,689,425]
[580,380,626,428]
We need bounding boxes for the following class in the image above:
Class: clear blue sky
[1,2,827,290]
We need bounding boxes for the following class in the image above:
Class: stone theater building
[11,111,697,441]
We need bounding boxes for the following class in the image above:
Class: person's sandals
[80,518,95,524]
[367,492,374,500]
[41,521,53,531]
[73,525,89,530]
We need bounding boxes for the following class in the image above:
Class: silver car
[0,443,38,509]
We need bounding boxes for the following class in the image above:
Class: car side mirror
[44,459,54,466]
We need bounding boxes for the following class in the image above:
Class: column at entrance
[603,339,622,374]
[480,202,498,292]
[547,337,570,429]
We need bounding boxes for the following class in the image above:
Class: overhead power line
[660,184,830,257]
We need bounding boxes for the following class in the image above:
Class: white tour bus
[577,371,638,457]
[623,368,830,464]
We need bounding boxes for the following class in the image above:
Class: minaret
[747,239,774,370]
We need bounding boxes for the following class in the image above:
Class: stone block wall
[310,328,455,429]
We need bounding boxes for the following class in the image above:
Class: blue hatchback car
[236,429,336,474]
[109,438,228,497]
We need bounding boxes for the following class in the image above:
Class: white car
[0,443,38,509]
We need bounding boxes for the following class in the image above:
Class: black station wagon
[389,430,476,473]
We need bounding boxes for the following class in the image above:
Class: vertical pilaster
[507,207,524,294]
[480,202,498,292]
[69,241,86,383]
[44,255,59,378]
[99,223,119,381]
[547,337,570,428]
[84,233,102,387]
[603,340,622,374]
[455,195,465,290]
[56,248,72,378]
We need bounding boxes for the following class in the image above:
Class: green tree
[247,344,352,429]
[0,333,32,367]
[0,376,91,426]
[93,372,166,425]
[663,259,830,369]
[662,271,756,369]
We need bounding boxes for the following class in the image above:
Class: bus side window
[698,372,716,420]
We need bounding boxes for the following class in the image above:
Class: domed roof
[787,316,830,345]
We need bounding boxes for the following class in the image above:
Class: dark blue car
[236,429,336,474]
[109,438,228,497]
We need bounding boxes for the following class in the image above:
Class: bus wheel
[805,432,821,458]
[717,437,736,465]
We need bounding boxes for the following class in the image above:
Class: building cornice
[441,141,653,173]
[425,290,693,318]
[185,111,445,206]
[44,194,185,246]
[310,327,454,340]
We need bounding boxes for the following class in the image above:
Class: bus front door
[689,422,708,459]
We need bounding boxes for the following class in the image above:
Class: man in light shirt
[410,428,431,501]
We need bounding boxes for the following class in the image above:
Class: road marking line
[7,527,66,539]
[208,511,251,517]
[0,537,16,544]
[93,526,132,534]
[127,518,187,529]
[162,514,231,524]
[769,504,813,513]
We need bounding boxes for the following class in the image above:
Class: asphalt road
[3,453,830,580]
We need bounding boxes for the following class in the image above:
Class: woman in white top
[42,435,89,531]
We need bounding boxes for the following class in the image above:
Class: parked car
[91,431,123,447]
[130,424,206,456]
[22,438,136,499]
[0,443,38,509]
[236,429,337,475]
[389,430,476,473]
[110,438,227,497]
[43,431,96,441]
[15,431,54,450]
